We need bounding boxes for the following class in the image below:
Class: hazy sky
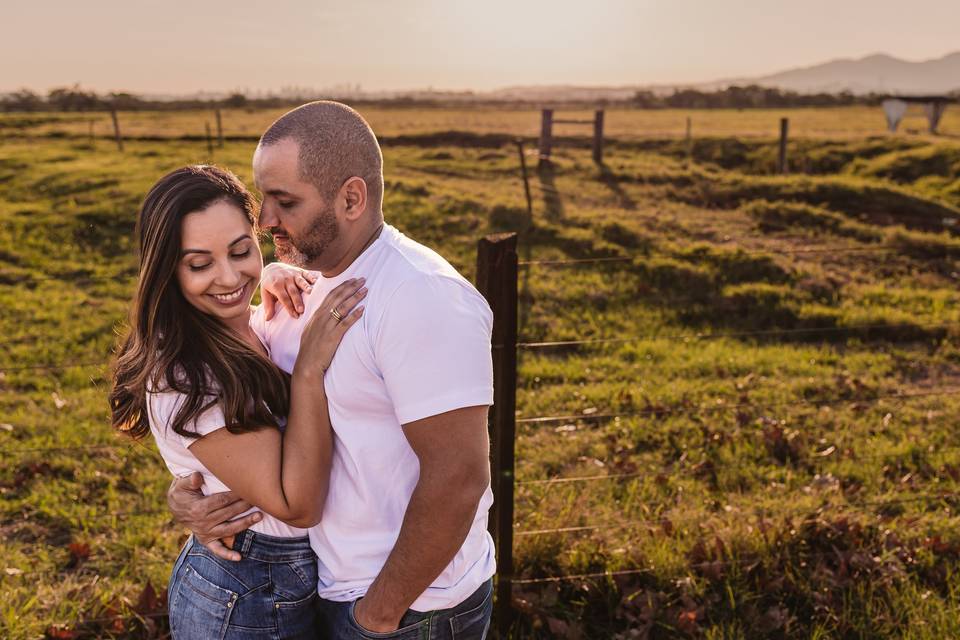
[5,0,960,94]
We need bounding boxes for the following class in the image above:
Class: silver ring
[330,307,343,322]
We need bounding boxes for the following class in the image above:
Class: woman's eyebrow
[181,234,250,256]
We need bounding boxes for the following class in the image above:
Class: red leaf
[66,542,91,569]
[134,581,165,615]
[677,608,700,633]
[44,626,77,640]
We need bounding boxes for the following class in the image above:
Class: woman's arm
[187,278,366,528]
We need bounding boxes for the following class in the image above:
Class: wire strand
[515,387,960,426]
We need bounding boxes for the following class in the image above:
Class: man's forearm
[360,472,485,626]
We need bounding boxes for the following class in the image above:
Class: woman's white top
[146,336,307,539]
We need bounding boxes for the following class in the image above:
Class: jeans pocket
[449,582,494,640]
[272,558,318,602]
[169,563,238,640]
[347,600,429,639]
[275,589,319,640]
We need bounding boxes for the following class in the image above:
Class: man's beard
[274,207,340,268]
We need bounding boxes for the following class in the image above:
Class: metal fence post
[475,233,518,638]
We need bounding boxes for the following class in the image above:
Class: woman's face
[176,199,263,323]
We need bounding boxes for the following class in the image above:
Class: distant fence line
[11,108,831,176]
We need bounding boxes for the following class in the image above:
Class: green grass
[2,115,960,638]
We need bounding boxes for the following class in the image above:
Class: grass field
[2,107,960,638]
[2,105,959,141]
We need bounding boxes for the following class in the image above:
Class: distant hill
[745,52,960,95]
[476,52,960,102]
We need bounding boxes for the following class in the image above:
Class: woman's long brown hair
[110,165,289,440]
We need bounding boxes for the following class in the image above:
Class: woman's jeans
[167,530,319,640]
[315,578,493,640]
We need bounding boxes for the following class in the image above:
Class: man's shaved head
[259,101,383,213]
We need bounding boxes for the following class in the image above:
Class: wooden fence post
[476,233,518,639]
[515,140,533,219]
[110,108,123,152]
[778,117,789,175]
[592,110,605,164]
[539,109,553,165]
[215,109,224,147]
[206,122,214,158]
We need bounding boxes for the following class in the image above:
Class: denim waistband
[228,529,314,563]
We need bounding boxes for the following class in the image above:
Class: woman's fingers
[335,305,365,334]
[333,286,368,321]
[322,277,365,307]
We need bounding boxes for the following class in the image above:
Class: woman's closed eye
[186,249,250,271]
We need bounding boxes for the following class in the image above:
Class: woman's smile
[208,280,252,306]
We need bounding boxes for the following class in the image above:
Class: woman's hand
[295,278,367,378]
[260,262,319,320]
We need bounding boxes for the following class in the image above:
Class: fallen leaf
[66,542,91,568]
[44,626,77,640]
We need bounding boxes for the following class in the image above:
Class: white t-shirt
[251,224,495,611]
[146,368,308,539]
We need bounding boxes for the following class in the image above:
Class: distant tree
[108,92,145,110]
[632,90,662,108]
[223,93,247,108]
[47,85,103,111]
[1,89,44,112]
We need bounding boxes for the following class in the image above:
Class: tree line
[633,85,902,109]
[4,84,957,112]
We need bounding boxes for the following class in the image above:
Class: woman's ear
[341,177,368,221]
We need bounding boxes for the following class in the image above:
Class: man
[167,101,496,638]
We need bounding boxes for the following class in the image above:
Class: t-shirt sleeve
[249,303,269,346]
[373,275,494,425]
[146,389,227,451]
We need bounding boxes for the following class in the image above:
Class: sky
[5,0,960,95]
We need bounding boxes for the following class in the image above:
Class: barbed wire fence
[474,230,960,636]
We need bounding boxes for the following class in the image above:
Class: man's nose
[258,202,278,228]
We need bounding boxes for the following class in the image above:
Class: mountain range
[485,52,960,102]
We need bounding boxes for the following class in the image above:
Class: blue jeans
[315,579,493,640]
[168,531,319,640]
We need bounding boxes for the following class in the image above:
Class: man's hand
[354,406,490,627]
[167,472,263,562]
[353,597,401,633]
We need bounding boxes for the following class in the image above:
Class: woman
[109,165,364,639]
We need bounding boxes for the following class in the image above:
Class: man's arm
[167,472,263,562]
[353,405,490,632]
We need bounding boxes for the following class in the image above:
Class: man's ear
[341,177,368,221]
